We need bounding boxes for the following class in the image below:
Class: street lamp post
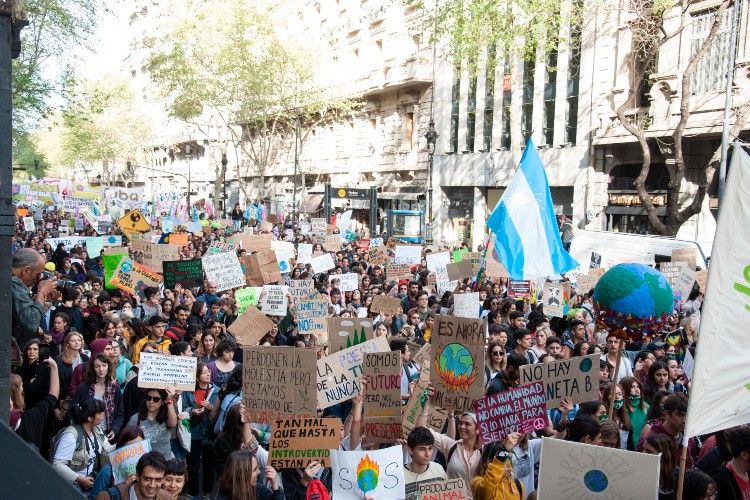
[292,108,300,229]
[425,119,438,244]
[221,152,228,218]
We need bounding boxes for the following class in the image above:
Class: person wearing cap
[416,391,482,495]
[131,316,172,364]
[646,341,667,361]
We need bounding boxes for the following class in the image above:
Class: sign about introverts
[268,417,341,469]
[363,351,402,444]
[431,315,485,412]
[138,353,197,392]
[243,347,318,423]
[202,252,246,292]
[519,354,599,407]
[475,382,548,445]
[316,336,390,409]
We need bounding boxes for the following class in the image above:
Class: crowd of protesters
[8,206,745,500]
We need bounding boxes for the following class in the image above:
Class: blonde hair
[60,331,84,365]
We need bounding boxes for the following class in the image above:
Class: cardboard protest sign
[137,353,197,392]
[235,287,261,314]
[102,253,127,289]
[110,440,152,485]
[672,247,697,270]
[268,417,342,468]
[660,261,687,289]
[575,271,603,295]
[297,243,313,264]
[310,252,335,274]
[327,318,374,353]
[289,279,315,306]
[446,261,473,281]
[431,315,485,412]
[537,438,660,500]
[519,354,599,407]
[323,235,341,252]
[371,294,401,315]
[403,363,430,438]
[330,446,406,500]
[116,209,151,235]
[271,240,295,273]
[168,232,188,247]
[202,252,246,292]
[387,263,413,281]
[426,251,450,274]
[675,265,697,301]
[163,259,203,290]
[110,258,162,298]
[485,236,510,278]
[134,242,180,272]
[243,249,282,285]
[310,218,327,234]
[331,272,358,292]
[22,216,35,232]
[394,244,422,265]
[232,232,272,253]
[316,336,389,409]
[260,285,289,316]
[508,280,532,298]
[207,241,237,254]
[368,245,390,267]
[453,292,480,318]
[296,295,329,344]
[243,347,318,423]
[413,478,471,500]
[543,282,565,318]
[227,305,275,346]
[363,351,403,444]
[475,382,547,444]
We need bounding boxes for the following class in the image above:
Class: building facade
[430,0,750,250]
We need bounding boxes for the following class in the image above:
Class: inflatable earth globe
[592,263,674,340]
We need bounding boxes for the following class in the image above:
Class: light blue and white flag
[487,138,578,279]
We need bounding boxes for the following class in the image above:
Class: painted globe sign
[592,263,674,340]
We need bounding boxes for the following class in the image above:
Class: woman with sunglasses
[484,340,506,389]
[127,388,177,460]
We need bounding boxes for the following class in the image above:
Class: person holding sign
[181,363,219,498]
[416,387,482,490]
[218,449,284,500]
[470,436,525,500]
[127,388,178,460]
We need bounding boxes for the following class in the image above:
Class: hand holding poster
[537,438,660,500]
[243,249,282,285]
[110,440,152,485]
[519,354,599,407]
[137,353,197,392]
[431,315,485,412]
[316,336,389,409]
[475,382,547,445]
[227,305,275,346]
[330,446,406,500]
[202,252,246,292]
[243,347,318,423]
[268,418,342,469]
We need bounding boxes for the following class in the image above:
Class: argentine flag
[487,138,578,279]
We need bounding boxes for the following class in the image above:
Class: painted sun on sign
[435,343,477,393]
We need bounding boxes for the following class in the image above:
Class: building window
[449,65,461,153]
[542,44,558,146]
[403,112,414,150]
[483,44,497,151]
[500,48,511,149]
[521,43,536,142]
[565,7,582,145]
[466,73,477,152]
[691,6,735,95]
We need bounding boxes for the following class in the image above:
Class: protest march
[8,141,749,500]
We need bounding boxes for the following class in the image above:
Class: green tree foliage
[12,130,50,179]
[13,0,105,130]
[146,0,357,198]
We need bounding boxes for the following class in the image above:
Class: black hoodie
[712,463,743,500]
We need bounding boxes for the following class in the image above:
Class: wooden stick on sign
[607,337,624,418]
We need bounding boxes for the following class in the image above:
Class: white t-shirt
[404,461,446,485]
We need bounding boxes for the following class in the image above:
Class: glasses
[145,396,162,403]
[492,351,504,356]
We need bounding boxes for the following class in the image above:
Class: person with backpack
[51,398,115,494]
[470,438,525,500]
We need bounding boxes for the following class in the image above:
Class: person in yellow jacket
[471,434,525,500]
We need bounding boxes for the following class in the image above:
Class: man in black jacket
[712,425,750,499]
